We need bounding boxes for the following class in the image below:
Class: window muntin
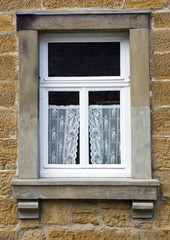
[40,33,131,178]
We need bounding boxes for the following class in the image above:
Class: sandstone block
[133,221,152,229]
[151,53,170,80]
[153,12,170,28]
[0,55,17,80]
[152,138,170,169]
[0,0,41,11]
[63,0,84,8]
[140,230,170,240]
[0,171,16,196]
[20,229,45,240]
[0,230,17,240]
[166,0,170,7]
[151,82,170,106]
[152,107,170,136]
[0,34,16,53]
[0,109,17,138]
[0,82,17,107]
[72,201,99,225]
[154,170,170,196]
[0,139,17,170]
[41,200,68,225]
[100,229,139,240]
[0,199,17,227]
[19,220,39,228]
[124,0,164,9]
[101,201,131,227]
[0,15,14,31]
[155,199,170,228]
[48,230,99,240]
[84,0,122,7]
[151,31,170,52]
[44,0,63,8]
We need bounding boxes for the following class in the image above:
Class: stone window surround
[11,10,160,219]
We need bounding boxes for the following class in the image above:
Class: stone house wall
[0,0,169,239]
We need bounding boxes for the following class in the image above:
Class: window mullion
[80,88,89,166]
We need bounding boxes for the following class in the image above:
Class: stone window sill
[11,178,159,200]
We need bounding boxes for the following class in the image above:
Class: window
[39,33,131,177]
[12,12,159,209]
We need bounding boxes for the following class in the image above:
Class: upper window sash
[39,32,130,83]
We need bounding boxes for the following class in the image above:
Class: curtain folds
[48,105,120,165]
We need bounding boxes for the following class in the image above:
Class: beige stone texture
[0,34,16,53]
[151,31,170,52]
[0,55,17,80]
[0,171,16,196]
[154,170,170,196]
[48,230,98,240]
[0,109,17,138]
[132,221,152,229]
[63,0,84,8]
[100,229,139,240]
[20,229,45,240]
[101,201,131,227]
[41,200,68,225]
[151,82,170,106]
[0,15,14,31]
[153,138,170,169]
[0,139,17,170]
[19,220,39,228]
[72,201,99,225]
[48,229,139,240]
[44,0,63,8]
[0,0,41,11]
[152,107,170,136]
[84,0,122,7]
[166,0,170,7]
[0,230,17,240]
[0,82,17,107]
[153,12,170,28]
[155,199,170,228]
[140,230,170,240]
[0,199,17,227]
[124,0,164,9]
[151,53,170,80]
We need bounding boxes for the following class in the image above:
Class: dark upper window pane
[89,91,120,105]
[49,91,79,105]
[48,42,120,77]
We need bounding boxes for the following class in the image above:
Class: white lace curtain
[48,105,120,164]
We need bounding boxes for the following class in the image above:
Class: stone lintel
[18,200,39,219]
[17,12,149,31]
[132,201,154,219]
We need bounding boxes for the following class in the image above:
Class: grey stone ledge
[16,10,151,16]
[11,178,160,186]
[11,178,159,201]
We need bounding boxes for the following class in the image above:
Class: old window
[12,12,159,218]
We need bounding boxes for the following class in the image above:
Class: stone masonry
[0,0,169,239]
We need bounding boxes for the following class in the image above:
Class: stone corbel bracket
[18,200,39,219]
[132,201,154,219]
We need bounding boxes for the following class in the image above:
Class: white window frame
[39,32,131,178]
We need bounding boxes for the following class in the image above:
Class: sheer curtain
[89,105,120,164]
[48,105,79,164]
[48,105,120,165]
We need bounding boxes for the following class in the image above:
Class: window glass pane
[48,42,120,77]
[48,92,79,164]
[89,91,120,164]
